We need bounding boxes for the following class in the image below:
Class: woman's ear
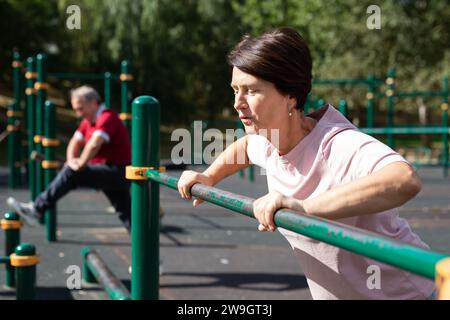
[287,95,297,110]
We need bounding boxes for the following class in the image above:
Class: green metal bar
[20,68,28,188]
[104,72,112,108]
[48,72,119,81]
[81,247,96,283]
[14,243,38,300]
[317,98,326,110]
[338,98,348,117]
[81,247,131,300]
[367,73,375,128]
[26,57,37,200]
[361,127,450,135]
[44,100,57,242]
[131,96,160,300]
[3,212,21,288]
[35,54,47,216]
[120,60,132,135]
[248,165,254,182]
[386,68,395,148]
[145,170,450,279]
[393,91,447,98]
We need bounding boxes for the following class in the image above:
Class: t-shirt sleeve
[95,113,117,143]
[324,129,409,180]
[75,120,87,141]
[246,134,272,169]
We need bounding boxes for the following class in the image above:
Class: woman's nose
[233,93,247,111]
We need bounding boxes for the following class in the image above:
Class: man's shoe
[6,197,42,226]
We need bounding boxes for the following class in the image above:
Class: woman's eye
[248,90,257,95]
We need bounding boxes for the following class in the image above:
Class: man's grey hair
[70,85,101,103]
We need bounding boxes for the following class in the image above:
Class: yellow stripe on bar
[25,88,36,95]
[436,258,450,300]
[386,77,394,85]
[10,254,40,267]
[441,103,449,111]
[7,110,23,117]
[33,135,43,144]
[12,61,23,68]
[0,219,23,230]
[41,138,60,147]
[25,71,37,79]
[120,74,134,81]
[7,124,20,132]
[41,160,62,169]
[386,89,394,97]
[34,82,49,90]
[119,113,132,121]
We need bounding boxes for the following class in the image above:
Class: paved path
[0,165,449,300]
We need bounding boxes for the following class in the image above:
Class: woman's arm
[254,161,421,231]
[299,161,421,219]
[178,135,250,203]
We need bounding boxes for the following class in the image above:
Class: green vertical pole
[248,164,254,182]
[367,73,375,128]
[21,69,28,188]
[104,72,111,108]
[13,243,38,300]
[386,67,395,148]
[442,75,449,177]
[80,247,97,283]
[7,101,21,189]
[131,96,160,300]
[338,98,348,118]
[120,60,132,135]
[2,212,22,288]
[317,98,326,110]
[26,57,37,200]
[43,100,57,242]
[35,54,47,209]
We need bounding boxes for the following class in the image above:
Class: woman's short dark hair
[227,27,312,111]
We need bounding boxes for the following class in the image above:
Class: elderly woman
[177,27,435,299]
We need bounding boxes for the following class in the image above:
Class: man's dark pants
[34,164,131,233]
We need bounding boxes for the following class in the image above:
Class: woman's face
[231,67,295,136]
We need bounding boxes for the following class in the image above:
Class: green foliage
[1,0,449,127]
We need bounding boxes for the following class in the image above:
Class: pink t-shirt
[247,104,435,300]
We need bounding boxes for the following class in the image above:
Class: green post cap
[80,246,91,258]
[13,51,21,60]
[104,72,111,78]
[121,60,129,68]
[15,242,36,256]
[44,100,54,108]
[36,53,47,61]
[132,96,159,106]
[3,212,20,221]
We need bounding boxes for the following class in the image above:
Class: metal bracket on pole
[126,166,166,181]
